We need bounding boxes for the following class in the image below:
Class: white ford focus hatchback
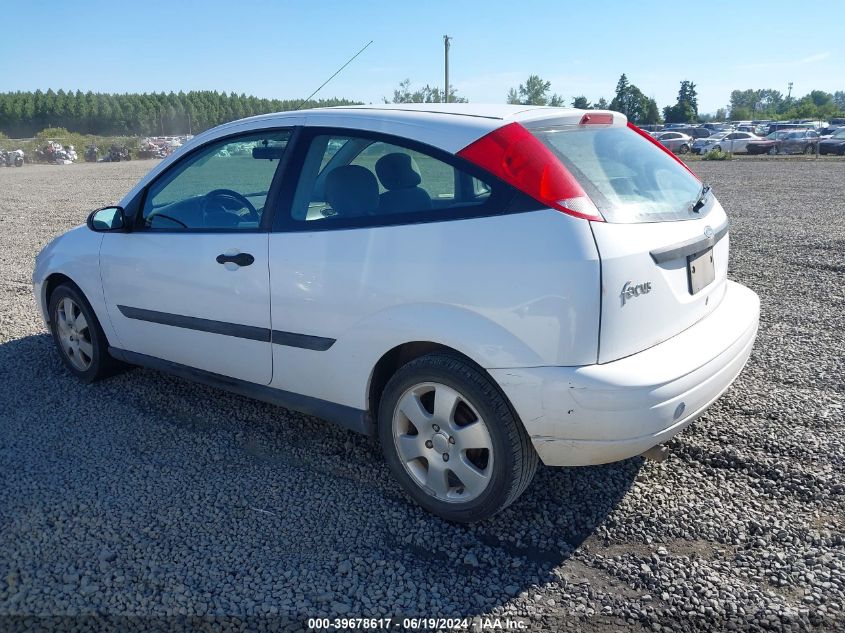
[33,105,759,522]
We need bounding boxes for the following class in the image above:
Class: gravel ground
[0,160,843,632]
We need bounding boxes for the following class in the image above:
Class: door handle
[216,252,255,267]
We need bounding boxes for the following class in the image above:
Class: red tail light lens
[457,122,604,222]
[626,122,700,180]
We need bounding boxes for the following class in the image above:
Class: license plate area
[687,247,715,294]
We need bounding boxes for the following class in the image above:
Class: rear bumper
[490,280,759,467]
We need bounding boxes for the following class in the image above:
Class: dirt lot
[0,160,843,632]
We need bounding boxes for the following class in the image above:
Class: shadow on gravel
[0,333,641,621]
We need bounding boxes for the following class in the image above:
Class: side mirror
[87,206,126,232]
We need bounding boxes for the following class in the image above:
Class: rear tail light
[626,122,700,180]
[457,122,604,222]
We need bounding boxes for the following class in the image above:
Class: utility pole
[443,35,452,103]
[787,81,793,100]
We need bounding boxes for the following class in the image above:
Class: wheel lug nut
[432,424,440,432]
[442,453,449,462]
[425,440,433,449]
[448,436,455,444]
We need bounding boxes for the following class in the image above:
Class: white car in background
[33,105,759,522]
[694,131,761,154]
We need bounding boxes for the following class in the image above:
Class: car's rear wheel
[48,284,121,382]
[679,144,689,154]
[804,144,814,155]
[767,146,777,155]
[378,352,538,523]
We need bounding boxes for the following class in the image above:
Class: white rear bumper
[490,280,759,466]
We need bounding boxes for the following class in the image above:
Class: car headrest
[375,152,422,190]
[324,165,379,217]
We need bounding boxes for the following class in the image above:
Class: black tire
[14,156,23,167]
[804,144,814,155]
[679,144,689,154]
[713,145,722,153]
[767,146,777,155]
[48,283,122,383]
[378,352,538,523]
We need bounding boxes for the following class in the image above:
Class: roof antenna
[294,40,374,111]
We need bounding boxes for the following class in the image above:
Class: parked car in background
[780,130,819,154]
[695,131,760,154]
[31,104,759,522]
[747,130,819,155]
[819,128,845,155]
[693,132,730,154]
[665,126,711,139]
[766,122,814,135]
[746,130,792,155]
[655,131,693,153]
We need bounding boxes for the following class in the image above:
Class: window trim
[132,126,301,234]
[272,126,522,233]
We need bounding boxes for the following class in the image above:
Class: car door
[99,128,294,385]
[733,132,751,153]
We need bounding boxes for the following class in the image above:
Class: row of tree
[501,74,844,124]
[2,79,844,138]
[0,90,358,138]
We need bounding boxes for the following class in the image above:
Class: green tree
[644,98,661,124]
[506,75,563,106]
[594,97,609,109]
[571,95,591,109]
[663,80,698,123]
[608,74,651,123]
[388,79,466,104]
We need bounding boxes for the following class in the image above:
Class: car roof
[193,104,626,155]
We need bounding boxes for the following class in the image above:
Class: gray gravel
[0,159,843,632]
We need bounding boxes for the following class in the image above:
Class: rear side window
[532,125,703,223]
[289,134,493,224]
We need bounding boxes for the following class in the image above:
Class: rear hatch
[529,118,729,363]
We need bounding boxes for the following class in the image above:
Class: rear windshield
[532,125,703,223]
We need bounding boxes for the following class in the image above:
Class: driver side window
[141,130,291,230]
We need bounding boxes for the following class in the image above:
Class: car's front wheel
[48,283,121,382]
[378,352,538,523]
[804,144,814,155]
[768,146,777,155]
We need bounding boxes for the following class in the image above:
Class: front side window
[289,134,493,224]
[141,130,291,230]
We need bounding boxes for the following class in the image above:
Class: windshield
[832,129,845,139]
[532,125,703,223]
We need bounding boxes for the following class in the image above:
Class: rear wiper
[692,184,711,213]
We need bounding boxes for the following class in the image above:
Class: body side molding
[116,305,335,351]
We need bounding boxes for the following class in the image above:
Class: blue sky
[2,0,843,113]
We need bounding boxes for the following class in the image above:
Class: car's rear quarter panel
[267,210,600,411]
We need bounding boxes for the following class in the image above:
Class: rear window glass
[531,125,703,223]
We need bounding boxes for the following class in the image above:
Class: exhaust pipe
[641,444,669,462]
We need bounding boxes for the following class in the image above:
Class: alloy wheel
[392,382,494,503]
[55,297,93,371]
